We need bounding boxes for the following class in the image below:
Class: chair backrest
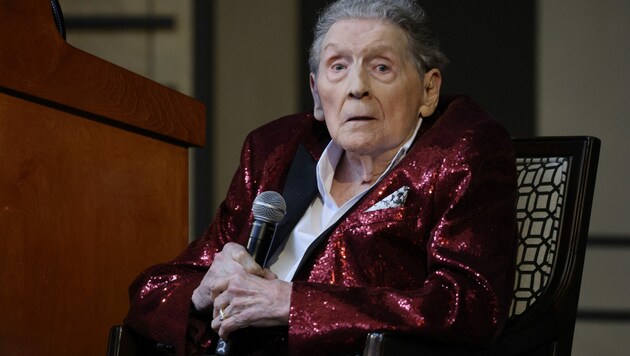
[500,136,600,355]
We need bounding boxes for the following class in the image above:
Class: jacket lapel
[292,206,353,276]
[292,177,384,276]
[264,144,318,265]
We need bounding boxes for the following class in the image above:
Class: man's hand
[210,270,292,339]
[191,242,265,312]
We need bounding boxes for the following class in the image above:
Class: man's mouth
[347,116,375,122]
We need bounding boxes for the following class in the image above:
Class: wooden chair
[364,136,601,356]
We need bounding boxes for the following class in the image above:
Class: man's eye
[375,64,390,72]
[331,64,345,71]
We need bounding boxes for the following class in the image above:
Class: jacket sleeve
[123,113,318,355]
[287,121,518,355]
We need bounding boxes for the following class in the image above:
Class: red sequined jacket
[125,96,518,355]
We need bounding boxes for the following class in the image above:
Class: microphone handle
[215,220,277,355]
[246,219,276,266]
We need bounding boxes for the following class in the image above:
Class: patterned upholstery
[510,157,570,316]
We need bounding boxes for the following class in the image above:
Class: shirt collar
[316,117,423,202]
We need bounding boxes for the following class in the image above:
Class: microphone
[215,191,286,356]
[246,191,287,266]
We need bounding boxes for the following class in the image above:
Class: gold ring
[219,308,226,321]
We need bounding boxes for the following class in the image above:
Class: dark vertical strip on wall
[299,0,536,137]
[420,0,536,137]
[192,0,215,239]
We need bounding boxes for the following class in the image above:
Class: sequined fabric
[125,96,517,355]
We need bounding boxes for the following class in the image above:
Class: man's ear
[310,73,325,121]
[418,68,442,118]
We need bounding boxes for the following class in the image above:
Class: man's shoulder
[245,112,330,158]
[412,95,513,159]
[428,95,511,139]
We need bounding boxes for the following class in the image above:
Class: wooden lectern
[0,1,205,354]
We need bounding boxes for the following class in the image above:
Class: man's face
[311,18,437,158]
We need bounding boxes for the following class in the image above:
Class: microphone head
[252,191,287,224]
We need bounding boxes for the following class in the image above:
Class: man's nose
[347,67,370,99]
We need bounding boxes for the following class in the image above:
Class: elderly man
[125,0,517,355]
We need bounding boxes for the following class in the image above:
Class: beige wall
[538,0,630,235]
[537,1,630,354]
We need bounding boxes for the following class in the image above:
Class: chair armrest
[107,324,175,356]
[364,332,461,356]
[107,325,136,356]
[363,332,491,356]
[364,327,558,356]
